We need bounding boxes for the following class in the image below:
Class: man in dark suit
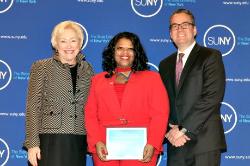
[159,8,227,166]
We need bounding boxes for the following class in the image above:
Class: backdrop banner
[0,0,249,165]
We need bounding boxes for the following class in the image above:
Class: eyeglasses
[115,47,135,54]
[170,22,194,31]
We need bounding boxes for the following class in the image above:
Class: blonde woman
[24,20,94,166]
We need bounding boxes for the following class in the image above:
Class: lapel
[167,54,178,95]
[176,44,200,94]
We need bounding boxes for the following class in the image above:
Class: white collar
[177,41,196,66]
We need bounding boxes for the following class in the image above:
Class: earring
[55,49,59,55]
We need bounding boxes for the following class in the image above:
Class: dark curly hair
[102,32,149,78]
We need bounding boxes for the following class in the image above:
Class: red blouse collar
[115,67,131,73]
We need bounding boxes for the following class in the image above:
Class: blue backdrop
[0,0,249,165]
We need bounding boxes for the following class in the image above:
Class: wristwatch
[178,125,187,134]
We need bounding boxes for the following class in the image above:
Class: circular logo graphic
[76,23,89,50]
[0,0,14,14]
[0,60,12,91]
[221,102,237,134]
[156,154,162,166]
[147,62,163,166]
[203,25,235,56]
[0,138,10,166]
[147,62,159,71]
[131,0,163,18]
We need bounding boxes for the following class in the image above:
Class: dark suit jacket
[159,43,227,155]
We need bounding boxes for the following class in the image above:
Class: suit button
[119,118,128,125]
[123,120,128,124]
[70,115,73,118]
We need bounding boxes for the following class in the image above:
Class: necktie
[176,53,184,86]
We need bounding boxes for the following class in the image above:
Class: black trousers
[167,149,221,166]
[34,134,87,166]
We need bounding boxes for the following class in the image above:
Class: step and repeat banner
[0,0,250,165]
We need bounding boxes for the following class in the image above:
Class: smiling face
[55,28,81,65]
[114,38,135,68]
[170,13,197,51]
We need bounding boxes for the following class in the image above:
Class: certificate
[106,127,147,160]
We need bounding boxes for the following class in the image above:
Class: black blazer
[159,43,227,154]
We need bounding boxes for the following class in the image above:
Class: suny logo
[0,60,12,91]
[76,22,89,50]
[203,25,235,56]
[157,155,162,166]
[147,62,158,71]
[0,0,14,14]
[0,138,10,166]
[131,0,163,18]
[221,102,237,134]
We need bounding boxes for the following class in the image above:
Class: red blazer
[85,70,169,153]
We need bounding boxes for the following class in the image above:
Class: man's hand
[171,134,190,147]
[165,124,190,147]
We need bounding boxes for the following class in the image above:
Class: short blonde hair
[51,20,84,49]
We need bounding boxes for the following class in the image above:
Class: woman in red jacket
[85,32,169,166]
